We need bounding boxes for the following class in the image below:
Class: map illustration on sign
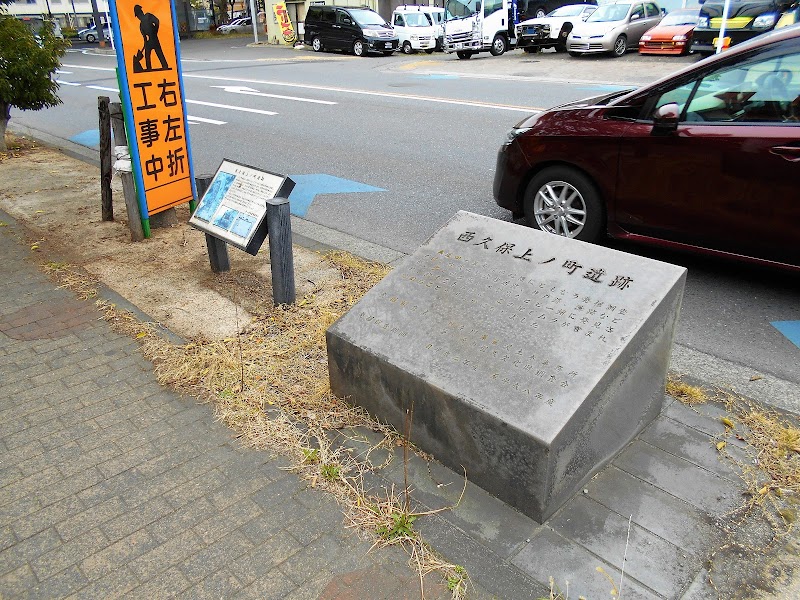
[132,4,170,73]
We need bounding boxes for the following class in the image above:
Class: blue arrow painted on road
[772,321,800,350]
[287,174,386,217]
[69,129,100,148]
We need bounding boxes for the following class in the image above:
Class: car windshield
[549,5,589,17]
[350,9,389,26]
[446,0,480,19]
[586,4,631,22]
[404,13,431,26]
[660,10,699,26]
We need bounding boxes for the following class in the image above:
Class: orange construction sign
[110,0,195,217]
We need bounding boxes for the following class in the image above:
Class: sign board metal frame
[189,159,295,256]
[108,0,197,227]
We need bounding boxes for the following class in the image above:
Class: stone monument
[327,211,687,522]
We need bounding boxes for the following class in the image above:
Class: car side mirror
[631,13,641,21]
[653,102,680,131]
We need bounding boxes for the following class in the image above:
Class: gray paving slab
[511,526,659,599]
[585,465,724,556]
[549,494,701,598]
[613,439,743,516]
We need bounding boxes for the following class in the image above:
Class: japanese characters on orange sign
[273,3,296,44]
[112,0,193,216]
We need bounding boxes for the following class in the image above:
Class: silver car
[77,26,111,43]
[567,1,662,56]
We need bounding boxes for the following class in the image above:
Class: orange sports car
[639,8,700,55]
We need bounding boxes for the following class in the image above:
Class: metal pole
[89,0,105,48]
[98,96,113,222]
[195,175,231,273]
[249,0,259,43]
[716,0,732,54]
[266,197,295,305]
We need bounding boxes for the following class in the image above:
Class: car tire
[555,43,567,53]
[383,51,395,56]
[523,167,605,243]
[312,36,323,52]
[611,35,627,57]
[490,34,507,56]
[86,34,96,43]
[534,6,548,18]
[425,48,435,54]
[568,51,581,57]
[456,51,472,59]
[523,46,539,53]
[353,39,366,57]
[402,41,414,54]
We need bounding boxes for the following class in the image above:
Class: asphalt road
[11,37,800,408]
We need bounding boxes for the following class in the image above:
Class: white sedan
[516,4,597,53]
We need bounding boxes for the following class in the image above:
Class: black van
[304,6,399,56]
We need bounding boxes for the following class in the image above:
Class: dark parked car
[304,5,398,56]
[493,25,800,271]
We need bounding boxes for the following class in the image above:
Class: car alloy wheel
[612,35,627,57]
[402,41,413,54]
[353,39,365,57]
[490,34,507,56]
[524,167,604,242]
[312,36,323,52]
[86,34,96,43]
[535,7,547,18]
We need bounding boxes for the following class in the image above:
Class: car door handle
[770,145,800,162]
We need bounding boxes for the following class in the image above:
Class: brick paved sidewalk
[0,211,450,599]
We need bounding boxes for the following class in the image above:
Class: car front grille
[568,42,604,51]
[642,41,676,50]
[519,24,550,38]
[446,31,474,44]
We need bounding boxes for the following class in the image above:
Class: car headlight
[697,16,709,28]
[411,35,418,40]
[504,127,531,145]
[363,30,380,38]
[753,14,776,28]
[672,34,687,41]
[641,34,651,41]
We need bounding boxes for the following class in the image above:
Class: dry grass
[43,261,99,300]
[666,375,709,405]
[94,250,470,599]
[0,135,39,162]
[668,376,800,594]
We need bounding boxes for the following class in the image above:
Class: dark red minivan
[493,25,800,271]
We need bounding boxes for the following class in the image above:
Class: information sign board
[109,0,195,218]
[189,159,295,255]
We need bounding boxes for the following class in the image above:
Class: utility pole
[90,0,106,48]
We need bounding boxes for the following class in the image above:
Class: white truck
[391,6,439,54]
[443,0,517,58]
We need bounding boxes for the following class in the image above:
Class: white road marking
[210,85,337,105]
[185,99,277,116]
[57,81,82,86]
[61,63,540,112]
[55,70,72,74]
[187,115,227,125]
[86,85,120,92]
